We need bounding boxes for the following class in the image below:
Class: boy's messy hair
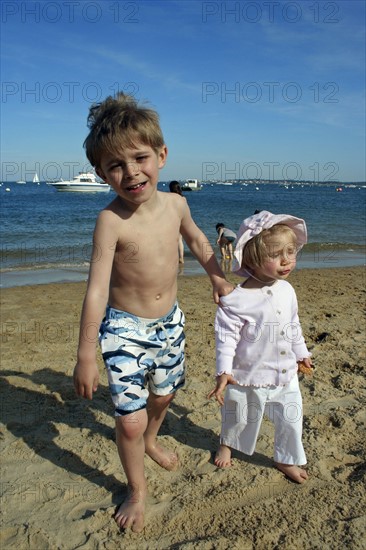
[242,224,297,271]
[84,93,165,167]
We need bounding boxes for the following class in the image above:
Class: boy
[73,93,233,532]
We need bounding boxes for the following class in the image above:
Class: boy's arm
[180,204,234,302]
[74,211,117,399]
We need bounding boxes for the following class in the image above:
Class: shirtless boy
[73,93,233,532]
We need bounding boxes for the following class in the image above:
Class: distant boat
[182,179,202,191]
[33,173,40,184]
[47,172,110,193]
[16,180,26,184]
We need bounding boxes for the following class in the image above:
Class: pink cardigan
[215,280,311,387]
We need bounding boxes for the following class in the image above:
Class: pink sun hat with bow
[232,210,307,276]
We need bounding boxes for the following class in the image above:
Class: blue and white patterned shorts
[99,302,185,416]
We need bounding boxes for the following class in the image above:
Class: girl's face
[253,233,298,282]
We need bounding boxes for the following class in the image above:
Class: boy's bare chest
[114,210,181,263]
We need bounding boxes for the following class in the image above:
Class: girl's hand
[207,374,237,406]
[297,357,314,376]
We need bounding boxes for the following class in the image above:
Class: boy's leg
[144,304,185,470]
[144,392,178,470]
[115,409,148,532]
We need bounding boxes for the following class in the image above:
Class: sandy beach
[1,266,365,549]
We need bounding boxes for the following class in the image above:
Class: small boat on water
[16,180,26,184]
[48,172,110,193]
[33,173,40,184]
[181,179,202,191]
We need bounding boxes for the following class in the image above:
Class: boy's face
[97,142,167,205]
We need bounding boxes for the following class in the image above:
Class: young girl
[216,223,237,259]
[209,210,312,483]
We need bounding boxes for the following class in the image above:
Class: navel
[155,294,161,300]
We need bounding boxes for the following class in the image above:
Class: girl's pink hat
[232,210,307,276]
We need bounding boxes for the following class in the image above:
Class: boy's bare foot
[214,445,232,468]
[114,485,146,532]
[145,442,179,471]
[275,462,308,483]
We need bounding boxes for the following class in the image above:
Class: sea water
[1,181,365,287]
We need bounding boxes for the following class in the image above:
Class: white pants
[220,376,306,465]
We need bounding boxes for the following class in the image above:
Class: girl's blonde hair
[242,224,297,271]
[84,93,165,168]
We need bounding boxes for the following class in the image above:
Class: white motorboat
[182,178,202,191]
[48,172,110,193]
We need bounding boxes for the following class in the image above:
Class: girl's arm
[208,373,237,405]
[291,290,312,362]
[208,303,240,404]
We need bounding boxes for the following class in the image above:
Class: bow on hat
[245,211,273,236]
[232,210,307,277]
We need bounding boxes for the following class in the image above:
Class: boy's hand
[212,279,235,304]
[73,361,99,400]
[207,373,237,406]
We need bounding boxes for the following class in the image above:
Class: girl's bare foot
[214,445,232,468]
[275,462,308,483]
[114,485,146,532]
[145,442,179,471]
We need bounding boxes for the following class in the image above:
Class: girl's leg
[214,444,232,468]
[216,385,265,468]
[266,381,308,483]
[274,462,308,483]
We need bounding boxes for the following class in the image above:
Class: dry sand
[1,267,365,549]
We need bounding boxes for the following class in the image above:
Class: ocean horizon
[1,181,365,288]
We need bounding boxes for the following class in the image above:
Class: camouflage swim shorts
[99,303,185,416]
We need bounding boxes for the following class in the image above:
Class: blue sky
[1,0,365,182]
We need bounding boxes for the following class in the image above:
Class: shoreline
[1,251,365,288]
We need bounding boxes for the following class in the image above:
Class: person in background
[216,223,237,259]
[169,180,185,263]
